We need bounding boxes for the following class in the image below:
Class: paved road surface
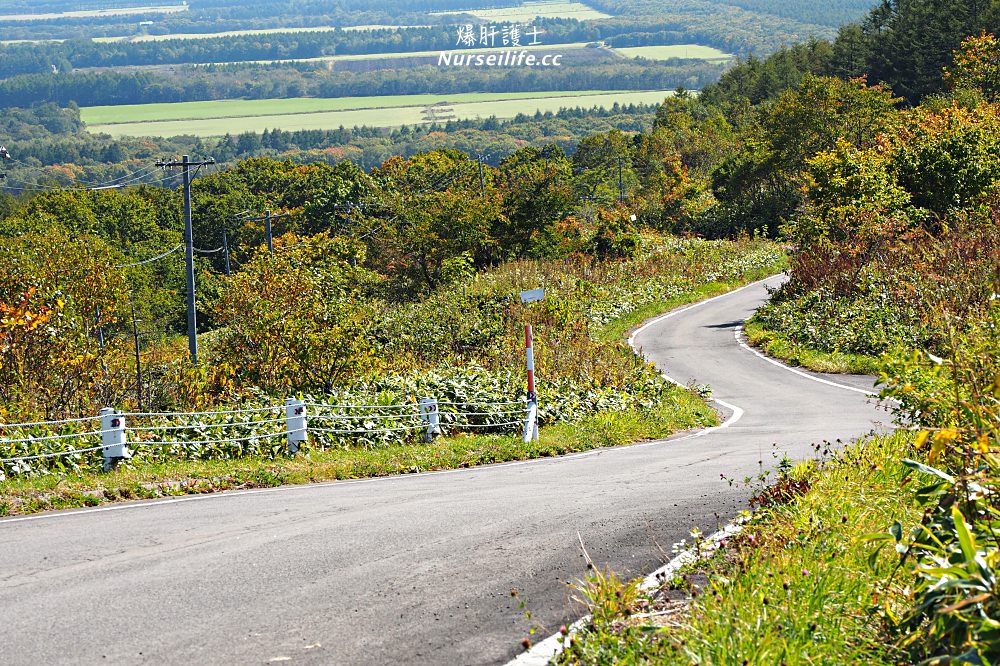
[0,277,890,665]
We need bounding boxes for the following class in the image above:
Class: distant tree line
[0,101,661,181]
[712,0,876,29]
[0,60,723,107]
[0,0,862,57]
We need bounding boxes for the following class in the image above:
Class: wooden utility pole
[244,210,291,257]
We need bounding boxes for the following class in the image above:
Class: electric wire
[114,244,183,269]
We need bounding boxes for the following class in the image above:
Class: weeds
[558,433,918,665]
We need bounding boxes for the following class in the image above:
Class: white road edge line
[506,521,746,666]
[501,283,755,665]
[0,449,614,525]
[511,275,876,666]
[627,276,777,349]
[733,326,878,397]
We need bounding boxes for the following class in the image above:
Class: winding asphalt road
[0,276,890,665]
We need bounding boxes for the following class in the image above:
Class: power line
[0,168,180,193]
[5,158,159,187]
[114,244,184,269]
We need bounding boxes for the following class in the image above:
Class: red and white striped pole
[524,323,539,442]
[525,324,536,399]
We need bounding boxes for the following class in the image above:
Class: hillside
[1,0,999,662]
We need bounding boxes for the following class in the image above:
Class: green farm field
[85,90,674,137]
[82,90,629,124]
[91,24,421,43]
[616,44,733,62]
[432,1,611,22]
[0,4,186,21]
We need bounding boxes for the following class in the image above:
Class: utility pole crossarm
[155,157,216,169]
[242,210,292,257]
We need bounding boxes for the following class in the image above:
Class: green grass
[431,1,611,21]
[84,90,675,137]
[615,44,734,62]
[743,318,882,375]
[82,89,635,124]
[558,432,918,664]
[0,385,715,517]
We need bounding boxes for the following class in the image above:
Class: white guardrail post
[286,398,307,455]
[419,397,441,443]
[100,407,130,472]
[523,399,538,443]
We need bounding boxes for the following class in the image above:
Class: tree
[710,75,901,236]
[494,144,576,260]
[572,130,637,203]
[211,233,379,393]
[301,159,379,237]
[373,150,503,293]
[944,32,1000,101]
[891,102,1000,216]
[0,229,130,418]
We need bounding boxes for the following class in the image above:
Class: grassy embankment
[742,319,882,375]
[0,391,714,517]
[558,432,917,664]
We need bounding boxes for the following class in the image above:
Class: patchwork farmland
[84,89,675,137]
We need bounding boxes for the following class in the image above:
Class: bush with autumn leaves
[0,229,133,420]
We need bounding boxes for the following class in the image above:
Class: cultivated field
[432,1,611,22]
[91,25,422,43]
[0,4,186,21]
[81,40,731,73]
[82,90,628,124]
[85,90,673,137]
[616,45,734,62]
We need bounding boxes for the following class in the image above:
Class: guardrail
[0,396,534,476]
